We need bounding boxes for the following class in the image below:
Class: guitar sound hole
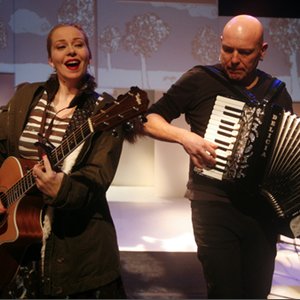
[0,191,8,228]
[0,211,7,229]
[0,191,7,207]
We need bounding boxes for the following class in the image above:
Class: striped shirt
[19,92,72,161]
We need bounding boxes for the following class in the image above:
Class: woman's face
[48,26,90,86]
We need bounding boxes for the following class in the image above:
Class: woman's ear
[48,57,54,68]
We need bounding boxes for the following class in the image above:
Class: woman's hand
[32,155,64,198]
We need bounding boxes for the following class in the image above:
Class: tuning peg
[123,121,134,131]
[139,115,148,123]
[112,129,119,138]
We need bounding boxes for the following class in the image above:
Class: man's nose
[231,50,240,64]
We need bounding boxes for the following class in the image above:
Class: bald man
[143,15,293,298]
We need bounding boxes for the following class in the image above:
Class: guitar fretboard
[3,119,94,208]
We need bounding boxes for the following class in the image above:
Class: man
[143,15,293,298]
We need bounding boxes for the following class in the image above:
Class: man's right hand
[181,131,217,170]
[143,113,218,170]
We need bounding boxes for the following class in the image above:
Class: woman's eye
[56,45,66,50]
[75,43,84,48]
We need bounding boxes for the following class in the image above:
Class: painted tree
[57,0,95,38]
[123,12,170,88]
[0,21,6,49]
[191,25,219,65]
[269,18,300,98]
[57,0,96,79]
[99,26,121,71]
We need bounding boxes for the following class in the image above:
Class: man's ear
[260,42,268,60]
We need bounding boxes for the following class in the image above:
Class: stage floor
[108,186,300,299]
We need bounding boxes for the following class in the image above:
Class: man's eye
[239,50,252,56]
[223,48,233,54]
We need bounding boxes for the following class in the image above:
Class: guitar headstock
[91,86,150,135]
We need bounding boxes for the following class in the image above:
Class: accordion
[195,95,300,238]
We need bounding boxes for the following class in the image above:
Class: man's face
[220,30,267,85]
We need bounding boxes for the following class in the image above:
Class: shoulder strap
[261,78,285,105]
[202,65,258,104]
[202,65,286,107]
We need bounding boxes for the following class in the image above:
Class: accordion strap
[202,65,284,105]
[261,78,285,104]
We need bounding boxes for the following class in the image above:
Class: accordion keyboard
[200,95,246,180]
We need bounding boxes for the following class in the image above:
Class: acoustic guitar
[0,86,149,292]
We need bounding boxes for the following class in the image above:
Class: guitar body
[0,157,44,292]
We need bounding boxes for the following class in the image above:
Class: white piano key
[206,125,240,137]
[202,169,224,180]
[216,148,233,158]
[208,119,240,130]
[212,107,243,117]
[205,129,238,143]
[213,101,244,112]
[216,95,245,109]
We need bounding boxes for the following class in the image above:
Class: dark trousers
[67,277,127,299]
[2,256,127,299]
[191,200,278,299]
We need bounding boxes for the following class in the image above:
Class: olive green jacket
[0,82,124,296]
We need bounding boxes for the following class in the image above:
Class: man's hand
[181,131,217,170]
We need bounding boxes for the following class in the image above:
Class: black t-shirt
[147,64,293,201]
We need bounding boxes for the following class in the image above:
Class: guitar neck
[49,117,94,168]
[4,119,94,209]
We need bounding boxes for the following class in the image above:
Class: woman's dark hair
[46,23,92,59]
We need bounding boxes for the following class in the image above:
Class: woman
[0,23,127,298]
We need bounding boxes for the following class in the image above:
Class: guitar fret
[6,170,36,208]
[6,191,11,206]
[19,179,25,197]
[22,174,27,194]
[50,122,93,166]
[80,125,89,141]
[29,172,35,187]
[14,181,23,200]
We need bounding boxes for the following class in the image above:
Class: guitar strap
[201,65,285,105]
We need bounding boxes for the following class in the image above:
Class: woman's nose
[68,46,76,56]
